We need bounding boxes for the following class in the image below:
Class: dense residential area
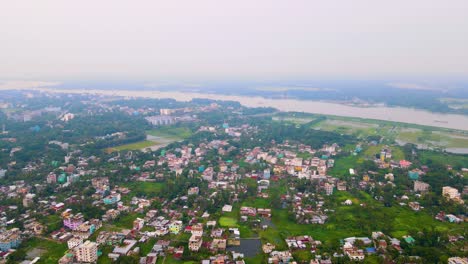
[0,91,466,264]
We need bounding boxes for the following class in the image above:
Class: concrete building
[145,115,175,126]
[22,193,36,207]
[188,235,202,251]
[47,173,57,184]
[74,240,98,263]
[414,181,430,193]
[443,186,464,204]
[67,237,83,249]
[324,183,334,196]
[0,228,21,252]
[448,257,468,264]
[63,213,84,230]
[0,228,21,251]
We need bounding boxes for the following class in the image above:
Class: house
[228,228,240,246]
[399,160,412,169]
[169,221,183,234]
[442,186,464,204]
[210,239,227,252]
[113,239,137,255]
[0,228,21,252]
[414,181,430,193]
[133,218,145,231]
[188,235,202,251]
[103,192,121,205]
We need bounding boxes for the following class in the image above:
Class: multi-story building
[67,237,83,249]
[103,192,121,205]
[0,228,21,252]
[324,183,334,196]
[133,218,144,231]
[414,181,430,193]
[188,235,202,251]
[22,193,35,207]
[145,115,175,126]
[47,173,57,184]
[74,240,98,263]
[63,213,84,230]
[443,186,464,204]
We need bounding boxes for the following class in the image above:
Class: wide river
[36,88,468,131]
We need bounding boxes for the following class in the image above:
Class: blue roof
[366,247,376,253]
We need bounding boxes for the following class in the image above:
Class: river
[31,88,468,131]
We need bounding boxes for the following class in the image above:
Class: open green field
[363,144,406,160]
[12,237,68,264]
[274,112,468,150]
[112,213,145,229]
[146,126,193,140]
[397,129,468,148]
[219,216,238,227]
[122,181,164,198]
[260,192,457,248]
[106,140,157,152]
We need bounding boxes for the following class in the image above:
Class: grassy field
[397,130,468,148]
[274,112,468,150]
[113,213,145,229]
[327,155,364,177]
[363,144,406,160]
[146,126,193,140]
[17,237,68,264]
[106,140,157,152]
[219,216,238,227]
[122,182,164,198]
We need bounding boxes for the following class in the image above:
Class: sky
[1,0,468,82]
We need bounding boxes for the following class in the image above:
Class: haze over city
[1,0,468,82]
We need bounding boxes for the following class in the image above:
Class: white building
[324,183,334,196]
[67,237,83,249]
[442,186,463,204]
[414,181,430,193]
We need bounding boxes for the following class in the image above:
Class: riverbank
[8,87,468,131]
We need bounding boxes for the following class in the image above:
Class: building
[133,218,145,231]
[443,186,464,204]
[448,257,468,264]
[145,115,175,126]
[63,213,84,230]
[22,193,36,207]
[74,241,98,263]
[0,228,21,252]
[103,192,121,205]
[67,237,83,249]
[0,169,6,178]
[324,183,334,196]
[414,181,430,193]
[47,173,57,184]
[188,235,202,251]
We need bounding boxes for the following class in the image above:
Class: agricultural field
[396,129,468,149]
[275,112,468,152]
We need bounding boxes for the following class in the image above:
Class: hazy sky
[1,0,468,81]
